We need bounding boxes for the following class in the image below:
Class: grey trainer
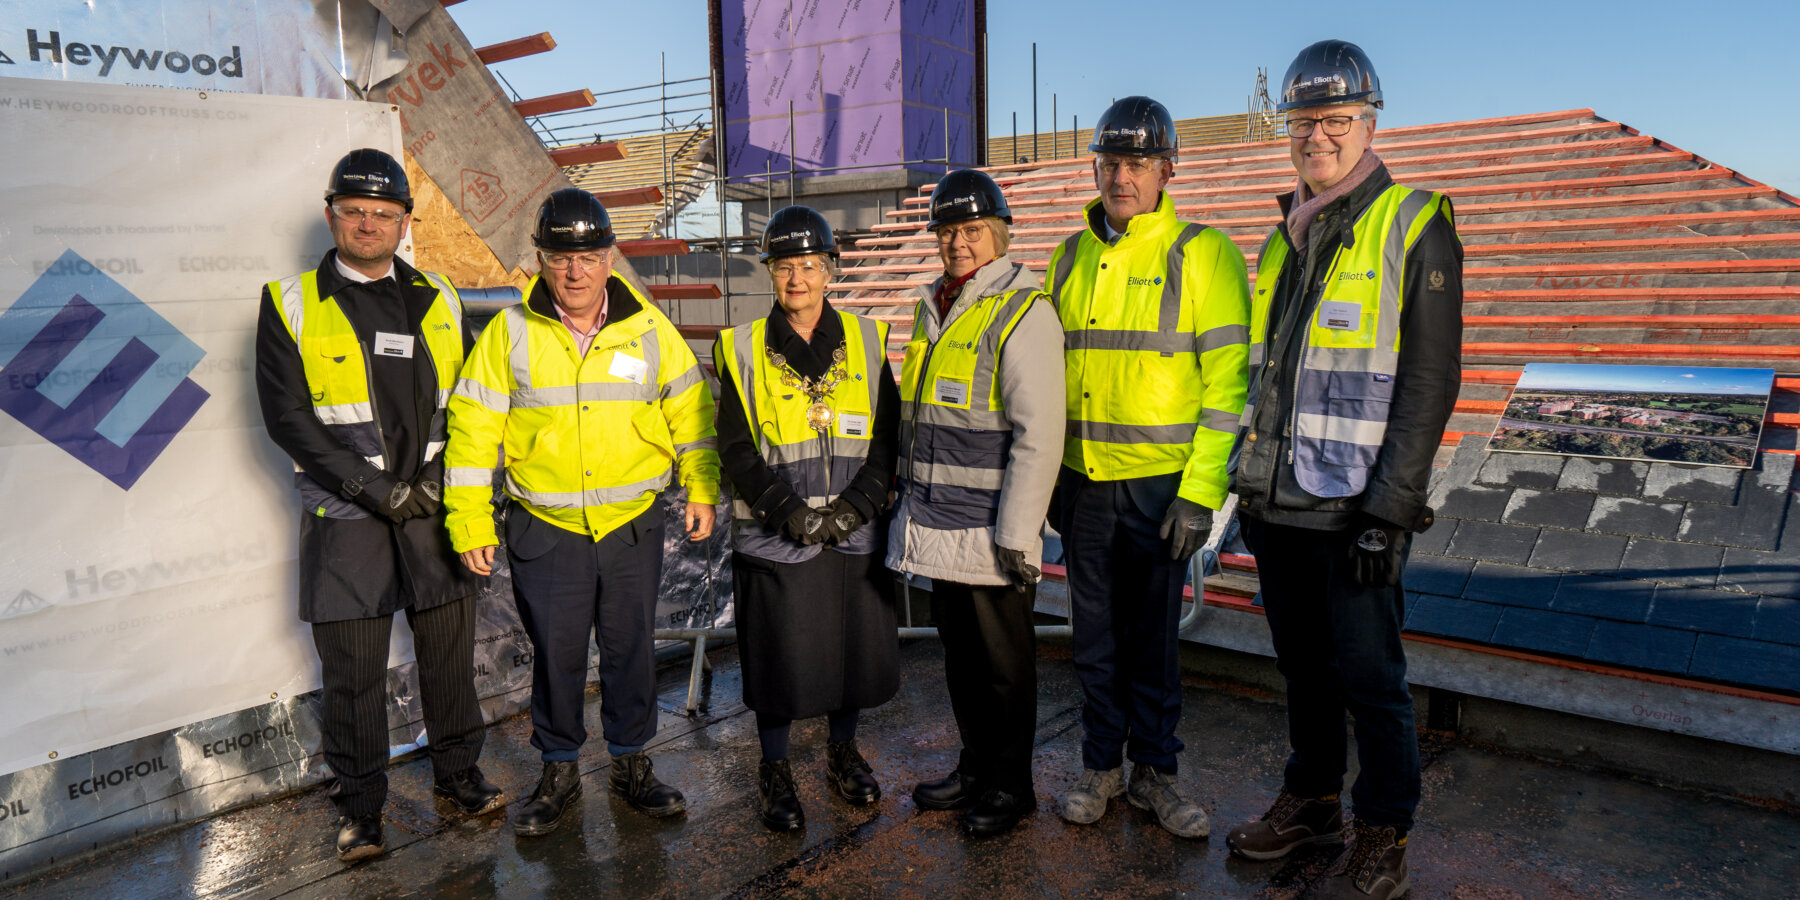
[1126,764,1210,839]
[1057,766,1123,824]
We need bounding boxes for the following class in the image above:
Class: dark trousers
[507,503,665,761]
[932,581,1039,795]
[1057,468,1187,774]
[1239,515,1420,831]
[310,595,485,818]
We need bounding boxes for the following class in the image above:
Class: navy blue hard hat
[533,188,615,251]
[325,148,412,212]
[760,206,838,261]
[1088,96,1177,157]
[928,169,1012,230]
[1278,40,1384,112]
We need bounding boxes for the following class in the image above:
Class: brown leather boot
[1226,789,1344,860]
[1305,821,1409,899]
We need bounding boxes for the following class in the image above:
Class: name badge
[1319,300,1362,331]
[837,413,870,437]
[609,352,648,384]
[373,332,414,358]
[934,377,969,406]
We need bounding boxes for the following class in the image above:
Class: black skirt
[732,549,900,719]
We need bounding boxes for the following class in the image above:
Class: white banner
[0,75,403,776]
[0,0,406,99]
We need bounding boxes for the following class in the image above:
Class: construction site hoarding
[0,0,408,99]
[712,0,979,180]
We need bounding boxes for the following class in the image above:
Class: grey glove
[780,506,831,546]
[1345,511,1406,588]
[996,547,1040,593]
[820,497,866,547]
[1158,496,1213,562]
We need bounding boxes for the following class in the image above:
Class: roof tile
[1648,586,1761,637]
[1492,607,1597,657]
[1445,520,1541,565]
[1503,489,1596,530]
[1526,530,1629,573]
[1411,519,1456,556]
[1438,485,1511,523]
[1717,548,1800,600]
[1677,489,1789,551]
[1752,596,1800,645]
[1585,620,1698,672]
[1688,634,1800,692]
[1586,496,1685,540]
[1556,457,1648,496]
[1642,463,1741,505]
[1477,454,1565,491]
[1406,555,1476,597]
[1463,562,1562,609]
[1618,538,1723,588]
[1553,573,1656,621]
[1406,595,1503,643]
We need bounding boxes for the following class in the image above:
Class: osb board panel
[405,154,650,298]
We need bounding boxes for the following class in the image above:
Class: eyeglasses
[1096,155,1164,177]
[541,251,607,272]
[768,259,829,279]
[934,224,988,245]
[330,203,405,227]
[1285,114,1368,138]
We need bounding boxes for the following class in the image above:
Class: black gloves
[1158,497,1213,562]
[996,547,1040,593]
[820,497,866,546]
[1346,511,1407,588]
[781,506,831,545]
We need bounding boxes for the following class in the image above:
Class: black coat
[255,252,482,623]
[1233,162,1464,533]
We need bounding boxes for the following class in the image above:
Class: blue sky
[450,0,1799,195]
[1517,364,1776,396]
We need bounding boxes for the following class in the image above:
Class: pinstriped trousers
[310,596,485,818]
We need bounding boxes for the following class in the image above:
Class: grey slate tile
[1750,451,1797,493]
[1554,573,1657,622]
[1527,530,1628,573]
[1426,435,1490,509]
[1643,463,1741,505]
[1585,620,1699,673]
[1649,586,1761,637]
[1438,485,1511,523]
[1405,556,1475,597]
[1688,634,1800,692]
[1678,489,1788,551]
[1405,595,1504,643]
[1477,454,1565,490]
[1504,490,1597,530]
[1752,596,1800,645]
[1410,519,1456,556]
[1717,548,1800,600]
[1462,562,1562,609]
[1556,457,1648,496]
[1586,496,1685,540]
[1492,607,1597,657]
[1445,520,1541,565]
[1618,538,1723,588]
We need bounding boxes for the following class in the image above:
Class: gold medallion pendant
[806,402,835,432]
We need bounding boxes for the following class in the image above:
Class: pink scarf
[1287,151,1384,250]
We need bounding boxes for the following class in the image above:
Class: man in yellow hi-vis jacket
[443,188,720,837]
[1046,96,1250,839]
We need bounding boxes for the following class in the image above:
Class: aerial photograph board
[1489,363,1776,468]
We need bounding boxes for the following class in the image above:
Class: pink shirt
[554,296,607,357]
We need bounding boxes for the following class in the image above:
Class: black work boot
[964,787,1036,836]
[609,751,687,817]
[825,740,881,805]
[335,813,385,862]
[757,758,805,832]
[514,761,582,837]
[1306,821,1410,900]
[1227,789,1344,860]
[912,769,981,811]
[434,766,506,816]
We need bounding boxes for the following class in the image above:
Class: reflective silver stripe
[638,327,666,395]
[1302,343,1401,375]
[364,454,384,467]
[1238,400,1257,428]
[1381,189,1434,350]
[1048,233,1083,307]
[732,322,761,450]
[674,437,717,455]
[504,305,533,390]
[315,401,373,425]
[910,462,1006,491]
[1247,344,1266,367]
[512,382,656,408]
[661,364,705,399]
[445,466,492,487]
[966,289,1032,412]
[731,498,753,519]
[419,271,462,331]
[1068,419,1195,445]
[435,388,453,408]
[1160,224,1206,332]
[764,434,871,466]
[910,403,1009,430]
[1295,412,1387,446]
[1198,323,1249,355]
[424,440,445,461]
[454,377,511,413]
[274,273,308,341]
[1064,329,1191,354]
[506,470,670,509]
[1200,407,1241,434]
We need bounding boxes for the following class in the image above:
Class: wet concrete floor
[8,638,1800,898]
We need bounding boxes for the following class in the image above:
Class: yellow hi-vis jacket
[264,268,463,518]
[1047,192,1251,509]
[442,276,720,551]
